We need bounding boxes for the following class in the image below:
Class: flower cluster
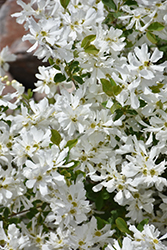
[0,0,167,249]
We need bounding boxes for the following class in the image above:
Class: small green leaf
[81,35,96,48]
[65,138,78,150]
[137,218,149,232]
[147,22,165,31]
[54,73,66,83]
[3,207,10,219]
[149,83,164,93]
[115,217,132,235]
[73,75,84,84]
[84,45,99,55]
[109,78,117,86]
[146,32,157,44]
[68,160,80,170]
[95,192,104,210]
[51,129,61,146]
[69,61,79,71]
[96,216,108,230]
[124,0,138,6]
[60,0,70,9]
[110,101,122,114]
[48,57,54,65]
[101,78,114,96]
[101,78,121,97]
[102,0,117,10]
[26,208,39,220]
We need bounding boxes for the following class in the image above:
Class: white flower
[106,237,135,250]
[130,224,167,250]
[0,46,16,76]
[48,180,91,226]
[127,44,166,80]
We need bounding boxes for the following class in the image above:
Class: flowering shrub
[1,0,167,249]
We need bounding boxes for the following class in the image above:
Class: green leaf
[54,73,66,83]
[60,0,70,8]
[73,75,84,84]
[65,138,78,150]
[109,78,117,86]
[68,160,80,170]
[115,217,132,235]
[69,61,79,71]
[95,192,104,210]
[114,109,124,121]
[147,22,165,31]
[96,216,108,230]
[110,101,122,114]
[3,207,10,219]
[102,0,117,10]
[102,190,110,200]
[101,78,121,97]
[84,45,99,55]
[81,35,96,48]
[124,0,138,6]
[146,32,157,44]
[26,208,39,220]
[51,129,61,146]
[27,89,33,99]
[48,57,54,65]
[137,218,149,232]
[101,78,114,96]
[149,83,164,93]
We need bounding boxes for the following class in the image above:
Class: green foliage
[60,0,70,9]
[51,129,62,146]
[65,138,78,150]
[101,78,122,97]
[73,75,84,84]
[149,83,164,93]
[115,217,132,235]
[147,22,165,31]
[81,35,99,55]
[137,218,149,232]
[84,45,99,55]
[81,35,96,48]
[146,32,157,44]
[102,0,117,10]
[54,73,66,83]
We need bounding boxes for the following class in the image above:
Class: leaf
[81,35,96,48]
[101,78,114,96]
[124,0,138,5]
[95,192,104,210]
[101,78,121,97]
[102,0,117,10]
[146,32,157,44]
[137,218,149,232]
[60,0,70,8]
[3,207,10,219]
[51,129,61,146]
[54,73,66,83]
[149,83,164,93]
[147,22,165,31]
[115,217,132,235]
[110,101,122,114]
[96,216,108,230]
[69,61,79,71]
[84,45,99,55]
[73,75,84,84]
[26,208,39,220]
[68,160,80,170]
[65,138,78,150]
[27,89,33,99]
